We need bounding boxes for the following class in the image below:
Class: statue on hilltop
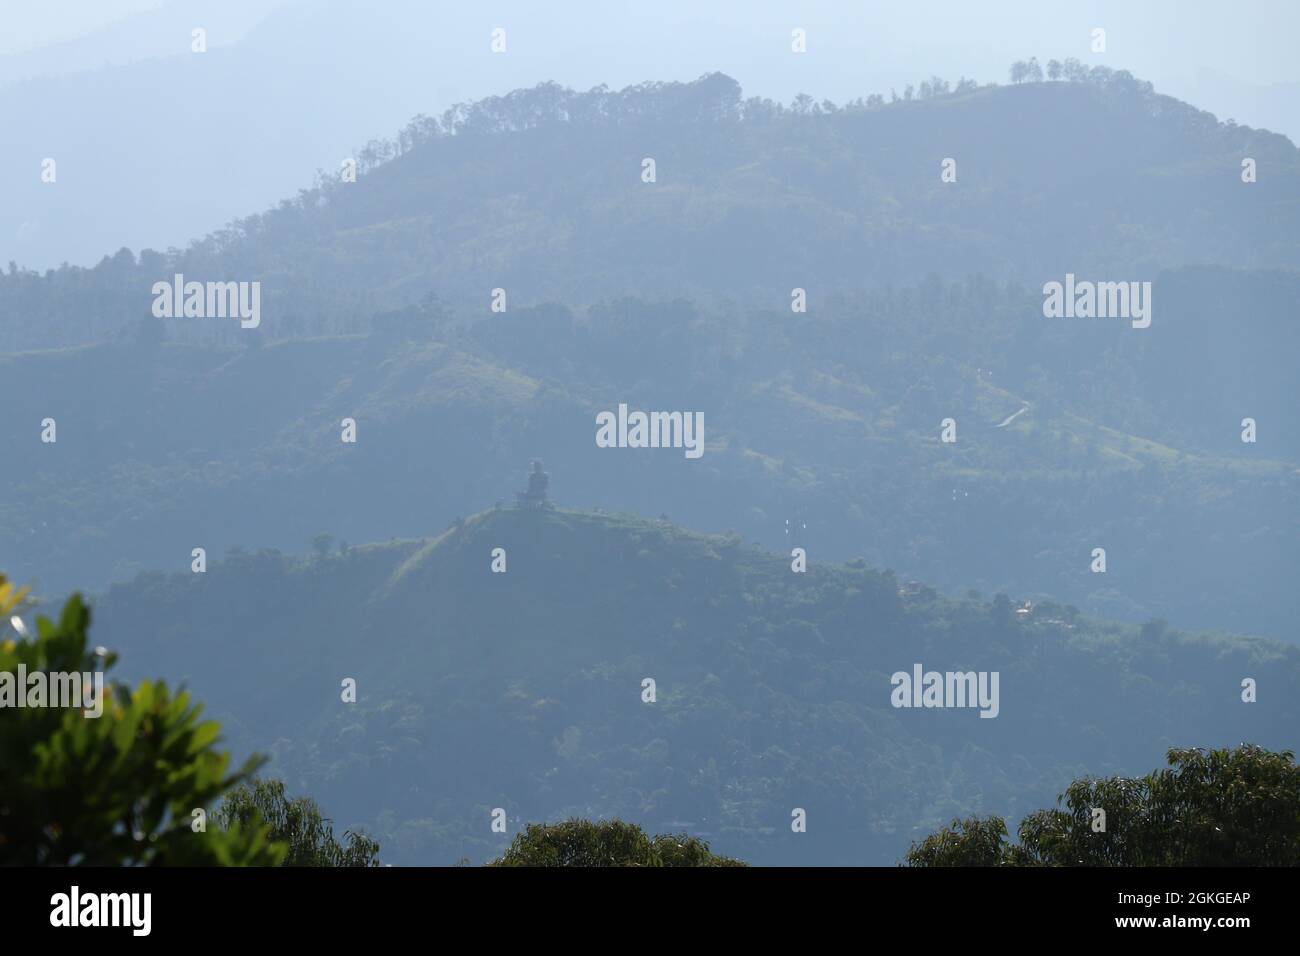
[515,460,553,510]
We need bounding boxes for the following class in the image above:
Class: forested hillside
[87,506,1299,865]
[2,69,1297,350]
[3,266,1296,639]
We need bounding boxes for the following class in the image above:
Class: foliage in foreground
[905,745,1300,866]
[218,778,380,867]
[0,577,281,865]
[0,578,378,866]
[488,818,746,867]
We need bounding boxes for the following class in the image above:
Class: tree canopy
[489,819,745,867]
[905,745,1300,866]
[218,778,380,867]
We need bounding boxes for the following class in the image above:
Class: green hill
[87,505,1299,865]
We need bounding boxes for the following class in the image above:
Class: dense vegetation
[489,819,745,867]
[906,744,1300,865]
[5,546,1294,868]
[83,507,1299,866]
[218,778,381,867]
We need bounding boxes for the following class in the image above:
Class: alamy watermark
[890,663,1000,718]
[595,404,704,459]
[151,273,261,329]
[1042,273,1151,329]
[50,886,150,936]
[0,665,104,718]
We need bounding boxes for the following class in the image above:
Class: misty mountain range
[4,72,1297,638]
[2,55,1296,865]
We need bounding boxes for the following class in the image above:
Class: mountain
[4,70,1298,351]
[3,263,1297,640]
[86,505,1300,865]
[8,0,1300,275]
[1,70,1296,719]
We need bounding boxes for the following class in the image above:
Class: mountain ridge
[5,71,1298,351]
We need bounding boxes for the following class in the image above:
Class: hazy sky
[1,0,152,53]
[1,1,225,54]
[5,0,1299,85]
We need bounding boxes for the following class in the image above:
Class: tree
[218,778,380,867]
[1020,745,1300,866]
[1026,58,1044,83]
[1047,59,1063,81]
[1009,61,1029,84]
[0,578,282,865]
[905,816,1010,866]
[906,745,1300,866]
[1061,57,1088,82]
[488,819,746,867]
